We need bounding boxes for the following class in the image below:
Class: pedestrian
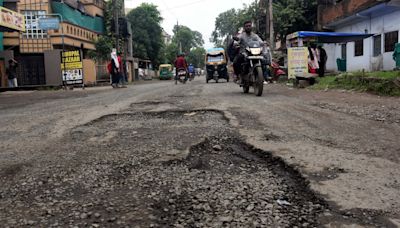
[308,43,319,74]
[6,59,18,88]
[318,45,328,77]
[110,49,121,88]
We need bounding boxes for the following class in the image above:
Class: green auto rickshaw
[205,48,229,83]
[159,64,174,80]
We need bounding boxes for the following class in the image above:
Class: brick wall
[318,0,385,28]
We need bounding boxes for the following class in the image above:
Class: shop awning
[287,31,374,43]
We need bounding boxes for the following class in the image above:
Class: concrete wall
[44,50,63,86]
[83,59,96,86]
[324,10,400,72]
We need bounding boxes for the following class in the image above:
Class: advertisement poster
[0,6,25,32]
[287,47,308,79]
[61,50,84,85]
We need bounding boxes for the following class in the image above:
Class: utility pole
[113,0,119,52]
[177,21,182,54]
[269,0,274,52]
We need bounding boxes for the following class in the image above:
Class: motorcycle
[175,68,188,84]
[239,40,265,96]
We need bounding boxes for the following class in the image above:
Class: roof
[287,31,374,43]
[206,48,225,54]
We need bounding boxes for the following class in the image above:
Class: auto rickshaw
[205,48,229,83]
[159,64,173,80]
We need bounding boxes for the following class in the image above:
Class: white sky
[124,0,254,49]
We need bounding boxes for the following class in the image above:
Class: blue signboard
[39,18,60,30]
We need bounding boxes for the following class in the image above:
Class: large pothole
[2,110,385,227]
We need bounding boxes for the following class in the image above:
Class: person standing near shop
[6,59,18,88]
[318,45,328,77]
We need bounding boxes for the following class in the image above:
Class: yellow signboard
[0,6,25,32]
[61,50,84,84]
[288,47,309,79]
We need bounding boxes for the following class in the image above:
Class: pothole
[0,110,394,227]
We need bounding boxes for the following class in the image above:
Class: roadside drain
[0,110,392,227]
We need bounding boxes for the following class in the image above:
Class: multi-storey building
[318,0,400,71]
[1,0,105,86]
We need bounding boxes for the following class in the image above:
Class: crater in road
[2,109,385,227]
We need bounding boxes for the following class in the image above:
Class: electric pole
[269,0,274,52]
[113,0,119,52]
[177,21,182,54]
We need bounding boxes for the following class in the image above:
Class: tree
[211,0,317,48]
[87,36,114,62]
[272,0,317,44]
[127,3,164,66]
[187,47,206,68]
[88,0,121,62]
[173,25,204,54]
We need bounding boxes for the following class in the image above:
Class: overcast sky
[125,0,254,49]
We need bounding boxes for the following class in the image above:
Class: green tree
[187,47,206,68]
[272,0,317,43]
[127,3,164,66]
[173,25,204,54]
[164,42,179,65]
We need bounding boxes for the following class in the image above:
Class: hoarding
[0,6,25,32]
[61,50,84,85]
[288,47,309,79]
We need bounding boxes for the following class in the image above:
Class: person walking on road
[110,49,122,88]
[6,59,18,88]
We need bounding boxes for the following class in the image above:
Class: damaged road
[0,81,399,227]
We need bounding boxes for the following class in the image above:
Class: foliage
[87,36,114,62]
[211,0,317,47]
[272,0,317,42]
[88,0,124,62]
[187,47,206,68]
[127,3,164,66]
[172,25,204,54]
[162,25,205,67]
[311,72,400,96]
[211,3,258,47]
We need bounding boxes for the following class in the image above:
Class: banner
[0,6,25,32]
[288,47,309,79]
[61,50,84,85]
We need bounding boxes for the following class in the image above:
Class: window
[373,35,382,57]
[22,10,47,39]
[385,31,398,52]
[354,40,363,56]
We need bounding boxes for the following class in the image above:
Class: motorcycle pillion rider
[174,53,188,80]
[229,20,270,84]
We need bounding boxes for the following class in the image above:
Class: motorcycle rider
[174,53,188,81]
[188,63,195,78]
[231,20,265,84]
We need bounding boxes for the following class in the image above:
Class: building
[318,0,400,72]
[162,29,172,46]
[1,0,105,87]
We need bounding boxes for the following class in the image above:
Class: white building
[321,2,400,72]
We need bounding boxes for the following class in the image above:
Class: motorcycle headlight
[250,48,262,55]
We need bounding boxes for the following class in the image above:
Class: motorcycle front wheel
[253,67,264,96]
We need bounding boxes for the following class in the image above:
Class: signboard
[61,50,84,85]
[0,6,25,32]
[288,47,309,79]
[39,17,59,30]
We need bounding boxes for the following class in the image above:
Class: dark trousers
[233,54,245,76]
[318,61,326,77]
[111,72,120,84]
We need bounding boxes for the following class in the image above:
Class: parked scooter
[270,59,286,82]
[175,68,188,84]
